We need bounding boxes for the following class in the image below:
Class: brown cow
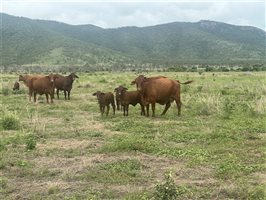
[19,75,42,101]
[54,73,79,100]
[131,75,193,117]
[114,86,122,111]
[93,91,115,116]
[29,74,58,103]
[13,81,20,91]
[115,86,145,116]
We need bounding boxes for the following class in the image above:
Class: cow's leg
[29,89,33,102]
[106,105,110,116]
[123,105,126,116]
[45,94,49,103]
[33,92,37,103]
[101,106,105,116]
[151,102,156,117]
[51,94,54,103]
[68,90,70,100]
[117,101,120,111]
[161,102,171,115]
[175,95,181,116]
[64,90,67,100]
[56,89,59,99]
[146,104,150,117]
[112,102,115,115]
[140,104,145,116]
[126,105,129,116]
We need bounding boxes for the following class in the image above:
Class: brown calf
[13,81,20,91]
[93,91,115,116]
[29,74,58,103]
[115,86,145,116]
[54,73,79,100]
[19,75,42,101]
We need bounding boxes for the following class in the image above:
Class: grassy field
[0,71,265,199]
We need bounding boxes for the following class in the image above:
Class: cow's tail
[176,80,193,85]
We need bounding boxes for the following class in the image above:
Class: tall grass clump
[25,133,37,150]
[2,87,9,96]
[247,97,266,117]
[1,112,20,130]
[222,98,235,119]
[196,94,222,116]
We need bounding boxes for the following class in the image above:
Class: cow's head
[46,74,59,84]
[93,91,104,100]
[69,73,79,81]
[18,75,25,81]
[131,75,146,91]
[114,86,127,96]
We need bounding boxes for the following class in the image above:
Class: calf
[115,86,145,116]
[114,86,122,110]
[19,74,42,101]
[29,74,58,103]
[54,73,79,100]
[13,81,20,91]
[93,91,115,116]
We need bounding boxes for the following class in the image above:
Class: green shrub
[25,134,37,150]
[2,88,9,96]
[154,171,178,200]
[223,98,235,119]
[1,113,20,130]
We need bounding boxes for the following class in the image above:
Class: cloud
[2,1,265,30]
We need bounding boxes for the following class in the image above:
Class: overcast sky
[1,0,265,30]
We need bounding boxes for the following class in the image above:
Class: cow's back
[31,76,53,94]
[142,78,179,103]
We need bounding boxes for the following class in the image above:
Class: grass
[0,71,265,199]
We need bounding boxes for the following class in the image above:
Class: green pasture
[0,72,265,199]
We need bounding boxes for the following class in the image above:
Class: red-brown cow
[19,75,42,101]
[29,74,58,103]
[131,75,193,117]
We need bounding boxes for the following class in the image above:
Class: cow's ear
[75,74,79,78]
[124,87,128,91]
[114,87,118,92]
[100,92,105,95]
[92,93,97,96]
[131,80,135,85]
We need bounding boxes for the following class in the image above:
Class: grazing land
[0,72,265,199]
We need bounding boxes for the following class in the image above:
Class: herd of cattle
[13,73,193,117]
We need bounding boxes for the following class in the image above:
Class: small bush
[2,88,9,96]
[25,134,37,150]
[1,113,20,130]
[154,171,178,200]
[223,98,235,119]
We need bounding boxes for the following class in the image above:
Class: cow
[54,72,79,100]
[115,86,145,116]
[114,86,122,111]
[93,91,115,116]
[13,81,20,91]
[29,74,59,104]
[19,74,42,101]
[131,75,193,117]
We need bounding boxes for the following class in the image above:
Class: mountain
[0,13,132,66]
[0,13,265,67]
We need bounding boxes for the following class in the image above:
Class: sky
[1,0,265,30]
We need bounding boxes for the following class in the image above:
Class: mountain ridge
[1,13,265,67]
